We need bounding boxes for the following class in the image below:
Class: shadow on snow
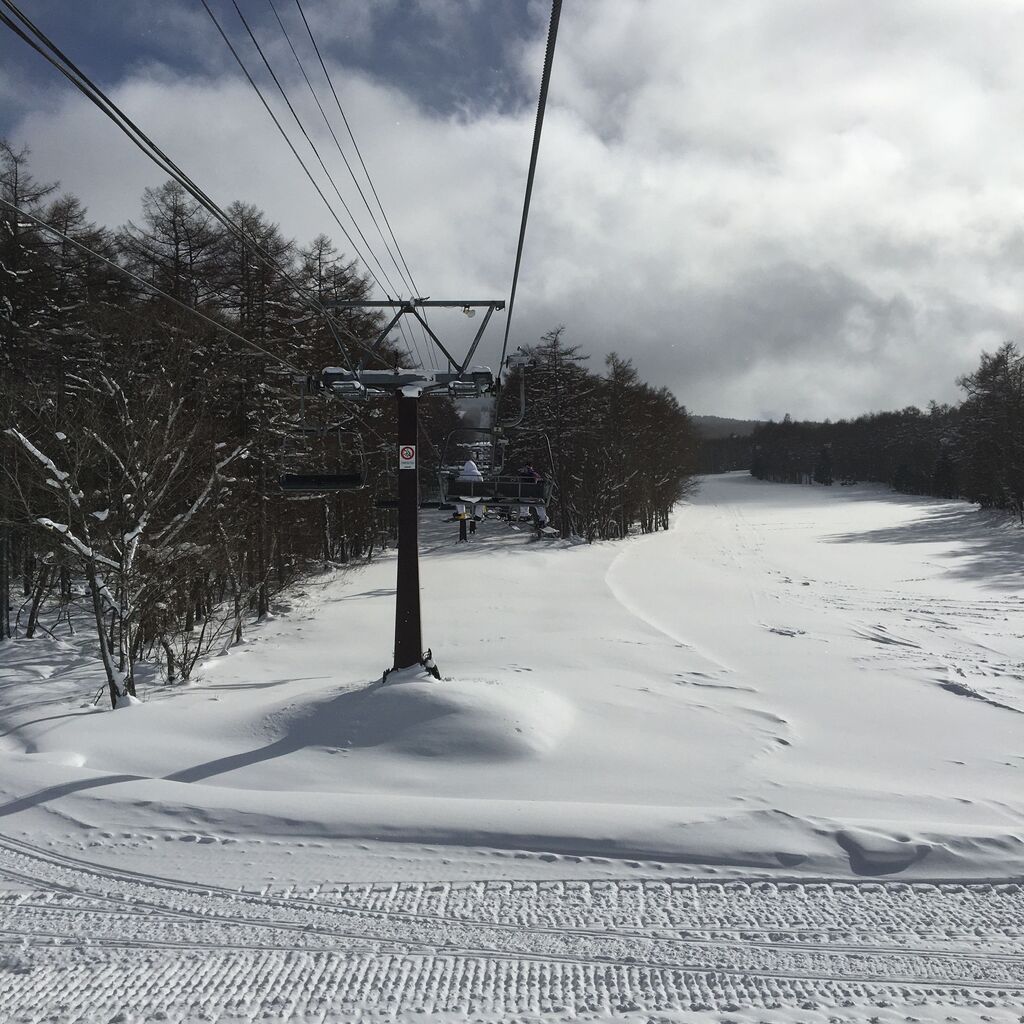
[825,504,1024,589]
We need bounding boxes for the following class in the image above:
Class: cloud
[8,0,1024,418]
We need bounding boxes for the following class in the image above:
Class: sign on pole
[398,444,417,470]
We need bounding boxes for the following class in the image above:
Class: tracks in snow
[1,837,1023,1021]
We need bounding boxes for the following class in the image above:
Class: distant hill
[692,415,763,439]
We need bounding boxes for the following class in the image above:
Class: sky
[4,0,1024,420]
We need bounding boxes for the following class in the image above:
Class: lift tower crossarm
[324,299,504,373]
[405,305,498,375]
[326,300,505,309]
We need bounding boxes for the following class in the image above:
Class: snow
[332,666,575,760]
[4,428,72,488]
[4,473,1024,875]
[2,472,1024,1020]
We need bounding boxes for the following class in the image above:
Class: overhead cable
[0,0,360,369]
[0,198,304,374]
[266,0,410,296]
[203,2,386,295]
[292,0,421,304]
[222,0,425,368]
[262,0,432,371]
[290,0,437,371]
[500,0,563,367]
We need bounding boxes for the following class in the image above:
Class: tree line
[500,328,699,542]
[0,142,458,705]
[703,342,1024,517]
[1,143,699,704]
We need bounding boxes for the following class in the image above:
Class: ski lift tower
[322,298,505,677]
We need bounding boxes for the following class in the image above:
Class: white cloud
[10,0,1024,418]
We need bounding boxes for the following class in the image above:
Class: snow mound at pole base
[303,670,575,762]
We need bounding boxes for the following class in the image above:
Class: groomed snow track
[1,837,1022,1022]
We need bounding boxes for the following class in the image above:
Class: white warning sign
[398,444,417,470]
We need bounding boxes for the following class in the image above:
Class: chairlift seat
[441,472,551,505]
[280,473,366,492]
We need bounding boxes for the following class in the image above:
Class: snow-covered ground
[1,472,1022,1022]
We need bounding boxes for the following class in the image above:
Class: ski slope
[1,472,1023,1022]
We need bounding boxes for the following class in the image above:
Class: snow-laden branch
[152,443,248,549]
[35,517,120,569]
[83,428,131,484]
[162,395,186,448]
[5,427,80,507]
[89,571,121,617]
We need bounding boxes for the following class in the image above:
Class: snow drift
[1,473,1023,881]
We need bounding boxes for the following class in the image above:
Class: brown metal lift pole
[321,298,504,676]
[394,391,422,669]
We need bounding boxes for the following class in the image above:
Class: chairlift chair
[279,470,366,492]
[437,426,552,508]
[279,427,368,492]
[278,377,368,493]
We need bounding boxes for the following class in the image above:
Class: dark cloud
[4,0,1023,419]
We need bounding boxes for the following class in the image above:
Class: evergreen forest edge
[0,143,698,704]
[702,342,1024,523]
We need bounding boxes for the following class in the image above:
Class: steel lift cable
[0,0,362,369]
[205,3,388,298]
[265,0,413,298]
[224,0,424,369]
[292,0,421,305]
[499,0,563,368]
[290,0,438,372]
[266,0,435,371]
[393,316,422,369]
[0,198,304,375]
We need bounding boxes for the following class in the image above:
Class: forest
[701,341,1024,518]
[0,142,698,706]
